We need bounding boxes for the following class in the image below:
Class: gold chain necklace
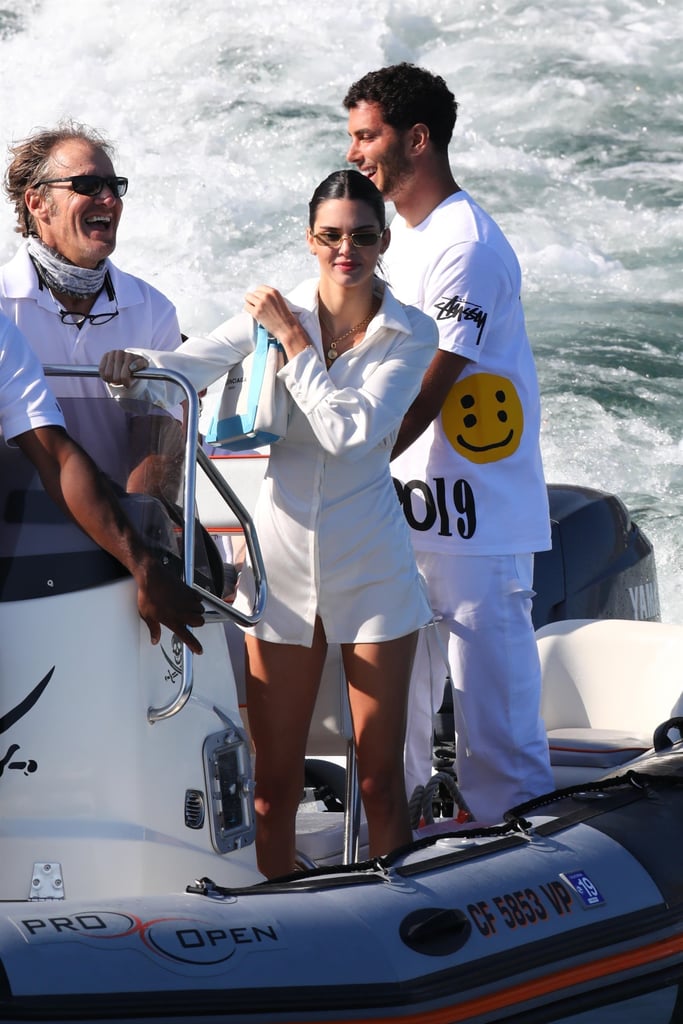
[322,310,374,363]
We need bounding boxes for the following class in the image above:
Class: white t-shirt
[0,313,64,440]
[387,191,551,557]
[0,244,181,483]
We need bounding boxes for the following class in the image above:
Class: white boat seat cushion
[547,728,651,768]
[537,619,683,782]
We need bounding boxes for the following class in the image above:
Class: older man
[0,120,182,487]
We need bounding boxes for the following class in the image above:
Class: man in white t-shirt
[344,63,554,822]
[0,311,204,653]
[0,120,182,487]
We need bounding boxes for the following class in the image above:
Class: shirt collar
[287,276,415,338]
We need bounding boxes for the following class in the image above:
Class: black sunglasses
[56,271,119,328]
[58,309,120,328]
[313,229,382,248]
[33,175,129,198]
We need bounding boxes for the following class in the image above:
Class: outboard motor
[532,483,660,627]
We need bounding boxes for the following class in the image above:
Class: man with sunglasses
[0,120,182,488]
[344,64,554,825]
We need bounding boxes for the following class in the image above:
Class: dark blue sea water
[0,3,681,1017]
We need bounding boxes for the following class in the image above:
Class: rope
[408,769,473,829]
[408,785,426,830]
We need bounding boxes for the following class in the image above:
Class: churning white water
[0,0,681,618]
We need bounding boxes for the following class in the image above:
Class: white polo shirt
[0,243,181,482]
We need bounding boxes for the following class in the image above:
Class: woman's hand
[99,350,149,388]
[244,286,309,359]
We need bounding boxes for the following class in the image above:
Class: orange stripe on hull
[308,930,683,1024]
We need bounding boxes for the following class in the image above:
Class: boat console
[0,366,267,901]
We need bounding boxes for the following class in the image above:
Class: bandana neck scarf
[27,236,107,299]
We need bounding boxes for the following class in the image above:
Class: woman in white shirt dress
[100,170,438,877]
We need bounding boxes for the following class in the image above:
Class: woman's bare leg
[342,631,418,859]
[245,618,327,878]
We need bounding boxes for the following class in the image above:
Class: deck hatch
[203,724,255,853]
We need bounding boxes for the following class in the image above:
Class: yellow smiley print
[441,373,523,464]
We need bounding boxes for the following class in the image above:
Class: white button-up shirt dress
[126,277,438,647]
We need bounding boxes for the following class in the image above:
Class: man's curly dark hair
[343,63,458,153]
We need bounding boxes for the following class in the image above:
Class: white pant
[405,552,554,823]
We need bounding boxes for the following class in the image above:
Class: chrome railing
[44,364,267,722]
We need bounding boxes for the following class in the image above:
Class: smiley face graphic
[441,373,523,464]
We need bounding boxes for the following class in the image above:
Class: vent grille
[184,789,205,829]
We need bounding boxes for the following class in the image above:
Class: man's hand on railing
[133,552,205,654]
